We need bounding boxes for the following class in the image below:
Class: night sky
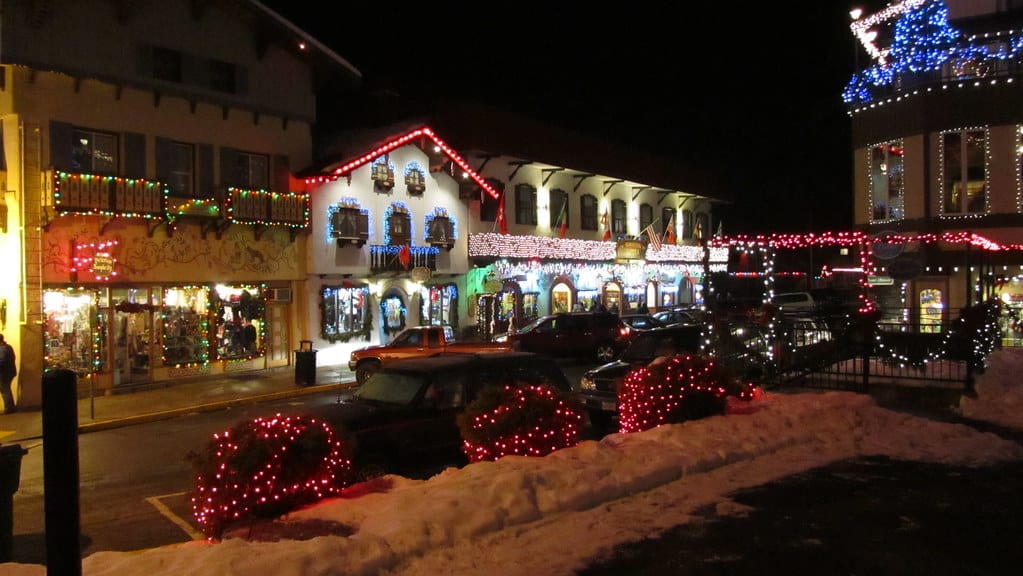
[264,1,892,235]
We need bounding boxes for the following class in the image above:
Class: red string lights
[189,413,350,540]
[461,384,584,463]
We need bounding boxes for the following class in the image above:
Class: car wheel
[595,343,616,363]
[355,361,381,385]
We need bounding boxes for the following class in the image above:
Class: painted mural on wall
[42,221,301,283]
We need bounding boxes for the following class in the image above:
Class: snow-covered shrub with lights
[618,354,738,434]
[187,413,350,540]
[458,383,584,463]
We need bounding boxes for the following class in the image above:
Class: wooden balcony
[369,244,438,275]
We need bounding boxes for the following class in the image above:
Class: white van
[773,292,816,313]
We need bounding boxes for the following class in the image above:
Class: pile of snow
[6,348,1023,576]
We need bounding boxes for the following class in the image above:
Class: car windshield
[517,316,548,333]
[353,371,426,405]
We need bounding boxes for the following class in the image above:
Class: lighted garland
[187,413,350,541]
[459,383,584,463]
[618,354,735,434]
[843,0,1023,107]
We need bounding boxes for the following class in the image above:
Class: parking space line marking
[146,492,205,541]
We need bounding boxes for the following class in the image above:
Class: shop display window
[211,284,266,360]
[162,286,209,366]
[44,288,108,374]
[322,285,369,340]
[423,284,457,326]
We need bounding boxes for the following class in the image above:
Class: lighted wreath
[458,383,584,463]
[380,296,406,335]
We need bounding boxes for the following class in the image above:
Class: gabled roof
[246,0,361,85]
[302,125,501,199]
[305,99,724,202]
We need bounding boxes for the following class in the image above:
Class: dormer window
[371,156,395,191]
[405,163,426,195]
[426,208,456,250]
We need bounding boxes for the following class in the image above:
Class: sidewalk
[0,364,357,445]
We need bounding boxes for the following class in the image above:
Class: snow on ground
[5,348,1023,576]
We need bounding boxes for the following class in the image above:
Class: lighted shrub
[187,413,350,540]
[458,383,584,463]
[617,354,733,434]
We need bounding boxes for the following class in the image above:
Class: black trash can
[0,443,28,563]
[295,340,317,386]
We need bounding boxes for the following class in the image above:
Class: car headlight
[580,375,596,390]
[494,334,508,343]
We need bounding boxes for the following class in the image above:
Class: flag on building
[398,244,412,269]
[643,224,661,251]
[664,215,677,245]
[601,210,611,241]
[555,201,568,238]
[496,192,508,234]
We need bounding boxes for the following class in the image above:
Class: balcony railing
[369,244,438,274]
[46,171,310,235]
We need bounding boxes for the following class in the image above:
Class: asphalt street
[578,455,1023,576]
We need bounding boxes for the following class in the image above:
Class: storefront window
[322,285,369,339]
[522,292,539,321]
[423,284,456,327]
[381,293,407,335]
[44,288,107,374]
[919,288,944,333]
[551,283,572,313]
[211,285,265,360]
[162,286,209,366]
[112,288,154,381]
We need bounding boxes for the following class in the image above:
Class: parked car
[652,308,702,326]
[496,311,633,362]
[578,324,764,428]
[772,292,817,314]
[301,351,573,480]
[349,325,510,384]
[619,314,667,331]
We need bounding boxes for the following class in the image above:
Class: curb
[77,381,356,434]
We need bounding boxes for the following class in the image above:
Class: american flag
[643,224,661,251]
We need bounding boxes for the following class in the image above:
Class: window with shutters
[72,128,118,174]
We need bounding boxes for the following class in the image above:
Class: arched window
[515,183,537,225]
[639,203,654,232]
[611,199,627,235]
[681,209,694,240]
[661,207,676,236]
[549,189,570,228]
[580,194,598,230]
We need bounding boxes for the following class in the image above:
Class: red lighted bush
[618,354,733,434]
[458,383,585,463]
[187,413,350,540]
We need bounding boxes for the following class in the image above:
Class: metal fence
[725,305,1001,394]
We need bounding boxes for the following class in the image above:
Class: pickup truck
[348,325,511,384]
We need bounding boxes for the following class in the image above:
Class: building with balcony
[301,101,729,359]
[846,0,1023,337]
[0,0,360,407]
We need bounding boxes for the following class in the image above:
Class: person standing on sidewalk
[0,333,16,413]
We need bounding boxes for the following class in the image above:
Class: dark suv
[298,351,572,480]
[578,324,763,428]
[498,312,632,362]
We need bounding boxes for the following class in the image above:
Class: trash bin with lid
[295,340,317,386]
[0,443,28,563]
